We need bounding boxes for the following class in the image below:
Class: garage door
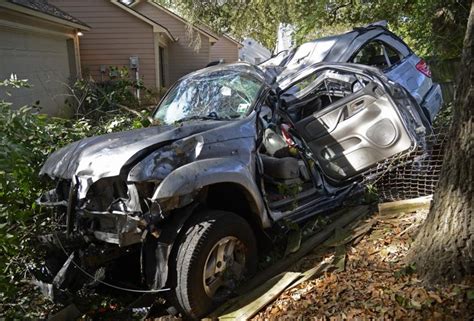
[0,26,73,115]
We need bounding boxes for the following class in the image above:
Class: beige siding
[50,0,157,88]
[210,37,239,63]
[0,8,80,116]
[0,26,70,115]
[134,2,210,86]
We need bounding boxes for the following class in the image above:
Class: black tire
[170,210,257,319]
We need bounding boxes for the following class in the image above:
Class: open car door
[277,63,417,182]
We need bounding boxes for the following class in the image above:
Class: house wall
[210,37,239,63]
[0,8,79,116]
[134,1,211,86]
[50,0,157,88]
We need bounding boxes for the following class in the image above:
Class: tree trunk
[409,3,474,283]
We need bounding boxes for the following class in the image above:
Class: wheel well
[163,183,270,289]
[204,183,268,246]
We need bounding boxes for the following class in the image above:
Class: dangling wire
[53,233,170,294]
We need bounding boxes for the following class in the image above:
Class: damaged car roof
[184,62,271,84]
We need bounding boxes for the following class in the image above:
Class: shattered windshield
[154,70,263,124]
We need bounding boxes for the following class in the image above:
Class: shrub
[433,101,453,128]
[68,66,161,119]
[0,75,151,319]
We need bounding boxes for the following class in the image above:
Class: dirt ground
[251,209,474,321]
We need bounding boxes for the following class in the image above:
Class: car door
[277,64,415,182]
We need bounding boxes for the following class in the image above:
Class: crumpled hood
[40,121,230,180]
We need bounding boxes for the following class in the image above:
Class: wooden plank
[287,261,331,291]
[217,272,301,320]
[283,220,376,291]
[324,217,377,247]
[288,217,376,290]
[378,195,432,216]
[235,205,370,296]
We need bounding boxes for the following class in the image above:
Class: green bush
[433,102,453,128]
[0,75,152,319]
[69,66,161,119]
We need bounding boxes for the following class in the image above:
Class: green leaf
[467,289,474,300]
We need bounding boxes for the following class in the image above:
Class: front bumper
[31,232,137,302]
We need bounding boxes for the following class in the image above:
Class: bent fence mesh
[362,127,449,201]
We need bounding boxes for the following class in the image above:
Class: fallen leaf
[291,293,301,301]
[411,288,428,304]
[428,291,443,304]
[410,299,422,310]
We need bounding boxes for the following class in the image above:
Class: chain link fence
[362,127,449,201]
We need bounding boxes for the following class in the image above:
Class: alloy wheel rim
[202,236,246,298]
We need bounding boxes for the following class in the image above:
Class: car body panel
[420,83,443,122]
[40,123,213,180]
[385,54,432,103]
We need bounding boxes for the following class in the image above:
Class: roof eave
[110,0,175,41]
[223,34,242,48]
[0,1,90,30]
[145,0,219,42]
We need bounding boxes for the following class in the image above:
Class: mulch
[252,210,474,320]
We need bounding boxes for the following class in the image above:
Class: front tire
[171,210,257,319]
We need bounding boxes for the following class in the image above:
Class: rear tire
[170,210,257,319]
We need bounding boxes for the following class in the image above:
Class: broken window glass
[154,70,263,124]
[352,41,403,69]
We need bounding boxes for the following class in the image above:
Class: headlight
[127,135,203,183]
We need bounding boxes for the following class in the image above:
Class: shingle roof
[8,0,89,28]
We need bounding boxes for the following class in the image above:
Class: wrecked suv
[36,62,431,319]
